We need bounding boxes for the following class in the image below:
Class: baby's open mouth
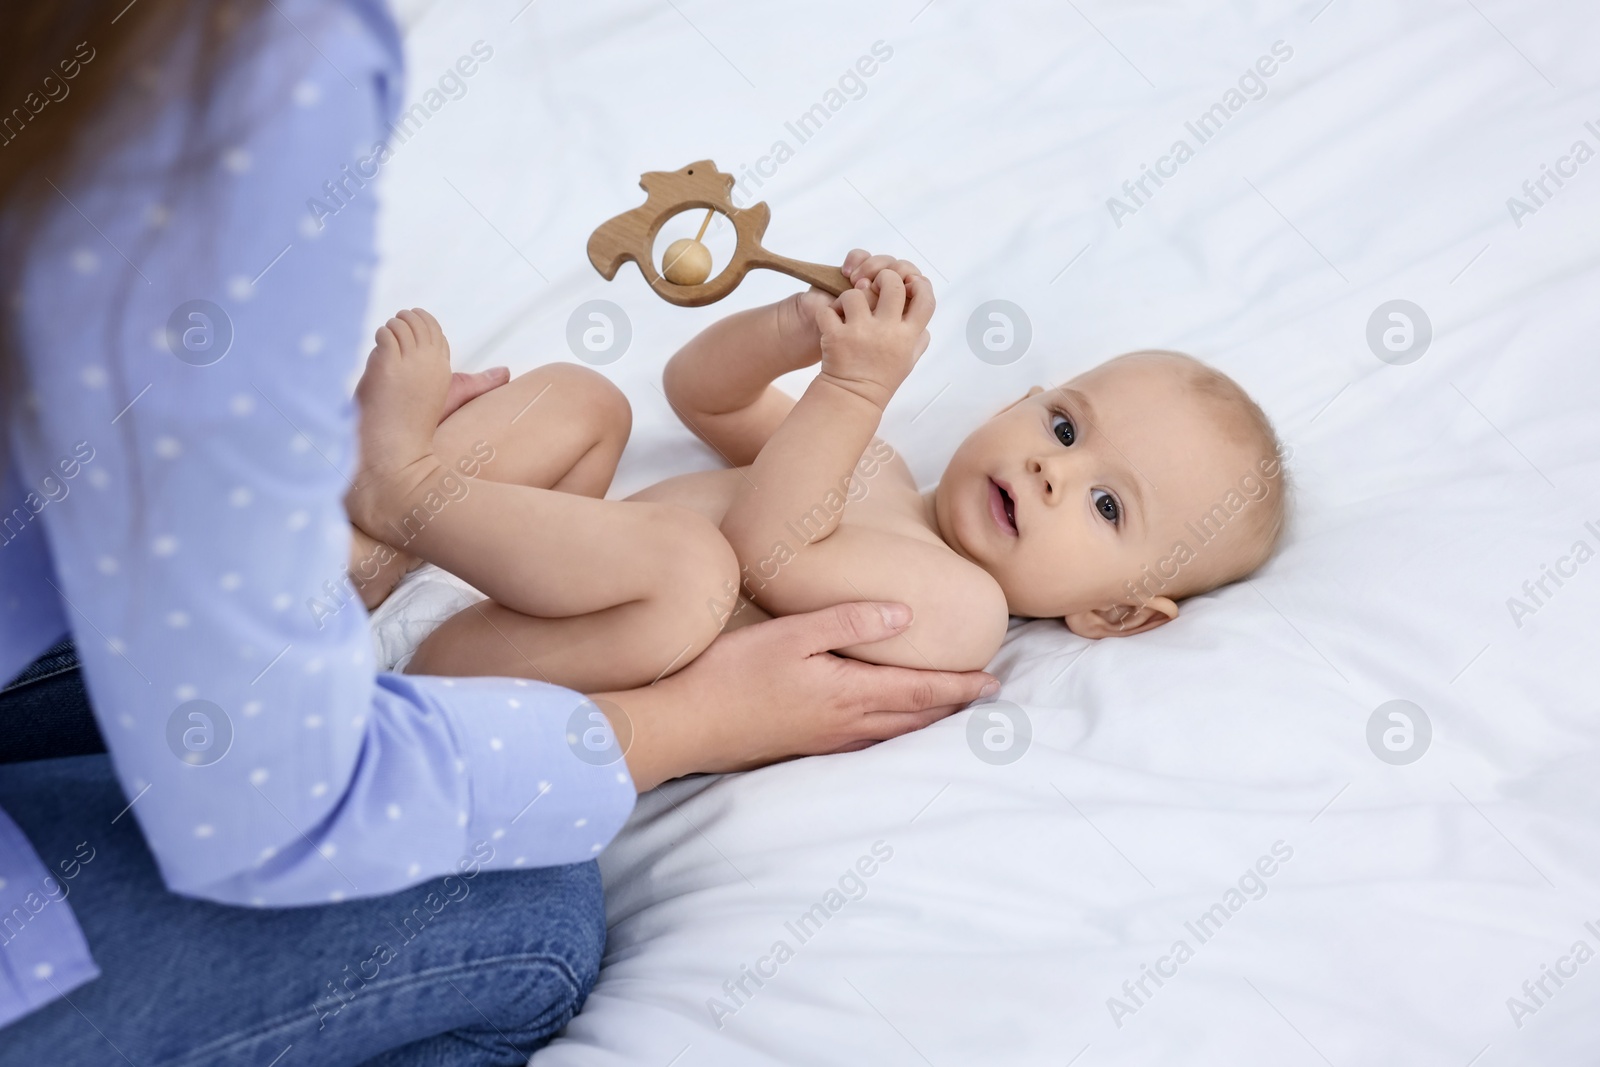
[988,477,1018,536]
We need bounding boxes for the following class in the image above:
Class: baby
[345,251,1287,693]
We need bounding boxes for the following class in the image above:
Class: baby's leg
[430,360,631,499]
[349,361,631,608]
[349,310,735,691]
[412,363,739,689]
[404,525,734,691]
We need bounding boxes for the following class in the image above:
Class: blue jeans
[0,637,106,764]
[0,644,608,1066]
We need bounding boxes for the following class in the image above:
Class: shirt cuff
[0,807,100,1028]
[385,674,637,867]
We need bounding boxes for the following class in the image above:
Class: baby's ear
[1062,597,1178,639]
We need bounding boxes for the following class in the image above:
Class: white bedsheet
[370,1,1600,1063]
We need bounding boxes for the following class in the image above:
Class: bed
[370,1,1600,1062]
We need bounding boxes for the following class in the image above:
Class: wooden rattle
[587,160,850,307]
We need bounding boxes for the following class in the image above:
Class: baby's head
[933,351,1288,637]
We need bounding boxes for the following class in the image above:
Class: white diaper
[368,563,487,673]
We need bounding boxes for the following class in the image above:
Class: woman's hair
[0,0,270,418]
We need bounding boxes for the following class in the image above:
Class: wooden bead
[662,238,713,286]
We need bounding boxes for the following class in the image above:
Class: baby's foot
[347,308,452,541]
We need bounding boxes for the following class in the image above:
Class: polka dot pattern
[0,4,634,960]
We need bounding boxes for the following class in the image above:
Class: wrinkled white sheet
[369,1,1600,1062]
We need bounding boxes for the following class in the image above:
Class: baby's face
[933,354,1257,632]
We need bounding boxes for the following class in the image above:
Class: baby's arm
[661,293,816,467]
[665,255,1005,671]
[721,265,930,549]
[663,250,917,465]
[716,266,1005,672]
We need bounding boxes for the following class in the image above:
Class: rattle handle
[752,251,850,297]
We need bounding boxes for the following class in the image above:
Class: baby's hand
[841,249,924,297]
[813,257,935,410]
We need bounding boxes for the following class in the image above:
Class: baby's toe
[386,314,417,352]
[412,308,443,346]
[396,308,427,338]
[372,322,400,356]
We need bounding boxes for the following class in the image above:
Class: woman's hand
[593,602,998,792]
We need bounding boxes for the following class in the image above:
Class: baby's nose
[1025,456,1056,498]
[1029,452,1082,502]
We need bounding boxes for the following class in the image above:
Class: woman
[0,2,994,1063]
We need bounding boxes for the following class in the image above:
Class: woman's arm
[14,4,994,910]
[15,1,637,905]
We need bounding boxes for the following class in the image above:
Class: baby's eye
[1050,413,1075,446]
[1093,489,1120,525]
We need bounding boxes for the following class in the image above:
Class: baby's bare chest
[630,458,1008,658]
[625,456,942,545]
